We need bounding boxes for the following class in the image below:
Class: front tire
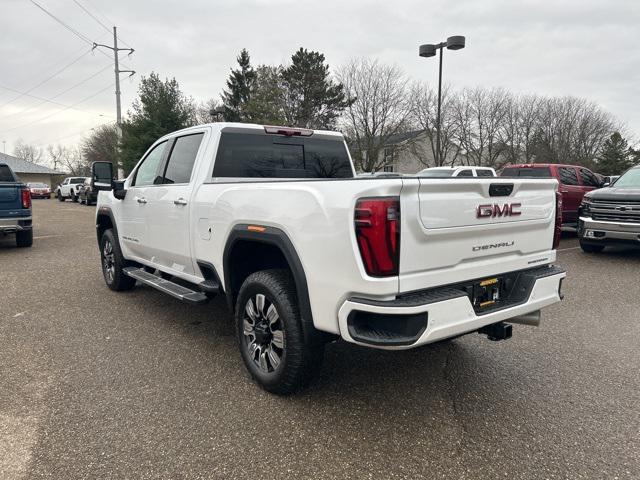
[235,269,324,395]
[580,241,605,253]
[100,229,136,291]
[16,229,33,248]
[57,191,64,202]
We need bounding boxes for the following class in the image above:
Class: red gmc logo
[477,203,522,218]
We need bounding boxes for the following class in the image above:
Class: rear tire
[580,241,604,253]
[71,191,78,202]
[100,229,136,291]
[16,229,33,248]
[235,269,324,395]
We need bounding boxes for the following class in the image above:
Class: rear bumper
[579,216,640,245]
[338,265,566,350]
[0,217,32,234]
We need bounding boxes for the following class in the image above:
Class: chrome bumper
[0,217,32,234]
[579,216,640,242]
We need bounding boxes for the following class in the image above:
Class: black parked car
[78,177,98,205]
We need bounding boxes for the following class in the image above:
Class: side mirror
[91,161,114,191]
[113,180,127,200]
[603,181,610,188]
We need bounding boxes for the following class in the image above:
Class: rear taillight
[355,197,400,277]
[21,188,31,209]
[553,190,562,249]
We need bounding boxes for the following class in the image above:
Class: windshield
[611,168,640,188]
[418,169,455,178]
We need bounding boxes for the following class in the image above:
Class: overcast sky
[1,0,638,158]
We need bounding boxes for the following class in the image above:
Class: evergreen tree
[245,65,287,125]
[596,132,633,176]
[281,48,351,129]
[120,73,195,174]
[221,49,255,122]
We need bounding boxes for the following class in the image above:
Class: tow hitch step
[123,267,209,305]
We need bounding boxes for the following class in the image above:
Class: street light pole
[419,35,465,166]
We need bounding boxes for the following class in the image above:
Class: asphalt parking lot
[1,199,639,479]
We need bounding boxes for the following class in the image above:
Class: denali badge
[477,203,522,218]
[473,241,515,252]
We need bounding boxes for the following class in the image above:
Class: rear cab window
[456,169,473,177]
[212,130,354,179]
[476,169,494,177]
[0,165,15,182]
[501,167,552,178]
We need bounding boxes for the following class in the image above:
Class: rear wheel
[580,241,605,253]
[235,269,324,395]
[16,229,33,248]
[100,229,136,291]
[71,191,78,202]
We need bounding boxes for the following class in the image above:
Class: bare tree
[48,145,88,176]
[410,82,461,166]
[81,124,119,166]
[451,87,511,168]
[194,98,223,124]
[337,59,412,172]
[13,139,43,164]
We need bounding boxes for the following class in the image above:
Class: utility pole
[93,26,134,177]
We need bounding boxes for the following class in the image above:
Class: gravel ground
[1,199,638,479]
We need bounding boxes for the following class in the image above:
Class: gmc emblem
[477,203,522,218]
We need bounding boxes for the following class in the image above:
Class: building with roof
[0,152,66,187]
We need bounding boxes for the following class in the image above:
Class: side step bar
[123,267,209,305]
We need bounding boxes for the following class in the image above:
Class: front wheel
[235,269,324,395]
[57,191,64,202]
[580,241,605,253]
[100,229,136,291]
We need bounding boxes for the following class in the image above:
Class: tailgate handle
[489,183,514,197]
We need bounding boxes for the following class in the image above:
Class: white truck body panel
[98,122,564,348]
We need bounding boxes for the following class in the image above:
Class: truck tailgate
[0,184,22,216]
[399,178,558,293]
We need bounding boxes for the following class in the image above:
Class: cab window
[580,168,599,187]
[133,141,168,187]
[162,133,204,184]
[558,167,579,186]
[457,169,473,177]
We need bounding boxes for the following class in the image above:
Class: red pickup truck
[501,163,603,226]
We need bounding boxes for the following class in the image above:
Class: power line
[0,63,113,120]
[0,49,92,109]
[0,82,115,134]
[29,0,93,45]
[72,0,110,34]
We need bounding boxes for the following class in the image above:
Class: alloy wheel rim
[102,240,115,283]
[242,293,284,373]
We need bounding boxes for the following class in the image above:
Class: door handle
[136,197,147,204]
[174,198,188,206]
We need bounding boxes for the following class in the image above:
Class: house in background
[376,130,465,174]
[0,152,66,186]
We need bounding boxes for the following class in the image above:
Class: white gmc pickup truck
[92,123,565,394]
